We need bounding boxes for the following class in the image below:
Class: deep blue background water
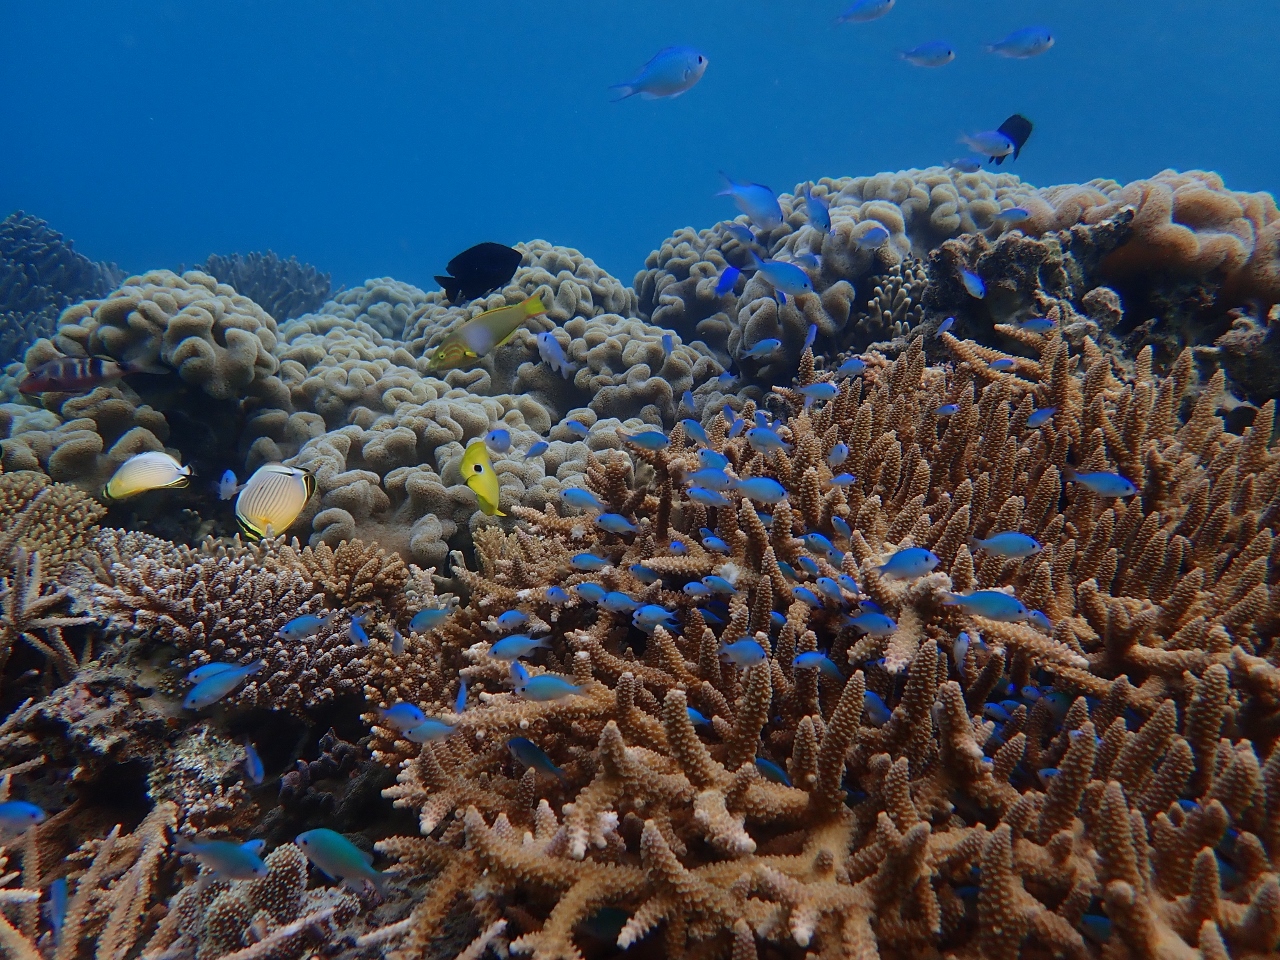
[3,1,1276,292]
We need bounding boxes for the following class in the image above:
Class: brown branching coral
[0,471,104,577]
[0,548,95,682]
[352,325,1280,960]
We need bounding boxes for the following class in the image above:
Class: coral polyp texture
[0,165,1277,959]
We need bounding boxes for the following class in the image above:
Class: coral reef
[355,333,1280,960]
[0,211,122,367]
[198,251,333,323]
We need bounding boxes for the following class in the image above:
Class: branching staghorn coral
[351,328,1279,959]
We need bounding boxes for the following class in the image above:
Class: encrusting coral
[343,330,1280,960]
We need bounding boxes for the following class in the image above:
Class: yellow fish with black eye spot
[425,295,547,372]
[460,439,505,516]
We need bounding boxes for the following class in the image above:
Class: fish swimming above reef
[837,0,894,23]
[461,438,505,516]
[610,46,708,101]
[175,837,269,881]
[235,464,316,540]
[717,174,783,230]
[990,114,1033,165]
[18,354,165,395]
[102,451,192,500]
[425,294,547,372]
[296,828,389,894]
[434,242,522,304]
[985,27,1055,59]
[900,40,955,67]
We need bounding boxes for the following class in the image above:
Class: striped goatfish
[18,355,164,395]
[425,295,547,372]
[234,464,315,540]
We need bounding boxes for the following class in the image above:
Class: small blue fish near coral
[835,357,867,377]
[900,40,954,67]
[176,837,269,881]
[994,207,1033,225]
[720,639,767,667]
[750,252,813,302]
[970,532,1043,558]
[620,430,669,451]
[702,535,730,553]
[755,757,792,786]
[0,801,45,836]
[746,427,792,454]
[680,419,709,447]
[942,590,1030,622]
[570,553,611,571]
[536,333,575,378]
[629,564,661,584]
[490,635,550,661]
[409,607,451,632]
[854,224,891,249]
[661,333,673,358]
[824,473,856,489]
[633,604,678,633]
[795,382,838,410]
[186,662,239,683]
[722,222,755,246]
[296,828,389,893]
[454,678,468,713]
[735,477,787,503]
[701,575,738,596]
[803,184,831,233]
[525,440,549,458]
[960,269,986,298]
[545,585,570,604]
[936,317,955,337]
[793,651,843,682]
[276,611,337,640]
[508,737,569,782]
[45,877,66,944]
[985,26,1054,59]
[601,591,638,613]
[715,266,742,296]
[688,486,732,508]
[988,358,1016,372]
[938,404,960,417]
[184,660,264,710]
[948,158,982,173]
[827,443,849,468]
[687,468,733,491]
[1026,407,1056,427]
[243,740,264,785]
[596,513,638,534]
[379,702,428,732]
[845,612,897,636]
[683,581,712,599]
[347,613,370,645]
[495,610,529,631]
[218,469,241,501]
[959,130,1016,161]
[792,586,822,608]
[837,0,894,23]
[1064,467,1138,497]
[877,547,940,580]
[484,428,512,453]
[717,173,783,230]
[574,583,606,603]
[403,718,454,743]
[515,674,585,701]
[564,420,591,439]
[611,46,708,100]
[863,691,892,725]
[687,707,711,727]
[561,488,605,512]
[698,449,729,470]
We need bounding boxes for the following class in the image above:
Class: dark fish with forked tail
[434,242,522,304]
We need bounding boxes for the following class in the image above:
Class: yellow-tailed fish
[425,295,546,372]
[460,439,504,516]
[235,464,316,539]
[103,451,192,500]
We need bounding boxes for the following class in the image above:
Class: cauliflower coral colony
[0,166,1274,959]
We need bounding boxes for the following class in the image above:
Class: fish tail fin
[524,294,547,317]
[434,276,461,302]
[1062,465,1080,481]
[968,536,981,550]
[608,83,636,101]
[940,591,960,605]
[174,836,196,855]
[244,659,266,676]
[715,171,737,196]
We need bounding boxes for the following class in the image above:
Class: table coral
[349,330,1279,960]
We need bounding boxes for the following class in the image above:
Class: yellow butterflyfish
[425,294,547,372]
[235,464,316,540]
[460,439,505,516]
[102,451,192,500]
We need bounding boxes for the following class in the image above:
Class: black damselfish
[434,242,522,304]
[991,114,1032,165]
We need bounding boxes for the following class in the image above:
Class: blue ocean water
[2,0,1276,287]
